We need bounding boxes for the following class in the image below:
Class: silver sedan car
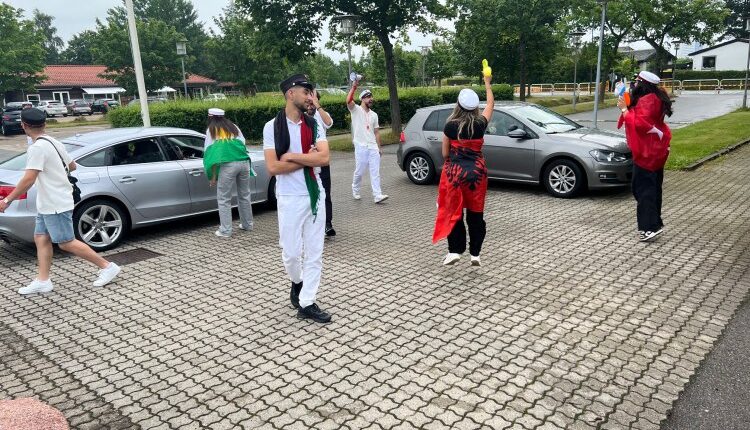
[0,127,275,251]
[397,102,633,197]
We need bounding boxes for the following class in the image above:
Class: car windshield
[74,101,87,106]
[0,144,82,171]
[510,105,582,134]
[3,104,24,112]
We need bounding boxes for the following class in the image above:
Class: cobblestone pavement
[1,145,748,429]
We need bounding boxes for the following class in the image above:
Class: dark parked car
[66,99,93,116]
[1,102,32,136]
[91,99,120,114]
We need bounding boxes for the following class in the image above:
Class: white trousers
[352,145,383,198]
[277,193,326,308]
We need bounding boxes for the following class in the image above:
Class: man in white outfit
[306,90,336,238]
[263,74,332,323]
[347,78,388,203]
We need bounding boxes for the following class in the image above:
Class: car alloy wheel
[75,200,127,251]
[406,152,435,185]
[543,159,584,198]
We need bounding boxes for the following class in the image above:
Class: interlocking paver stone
[1,145,749,429]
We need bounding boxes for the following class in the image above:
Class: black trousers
[631,165,664,232]
[320,165,333,227]
[447,210,486,256]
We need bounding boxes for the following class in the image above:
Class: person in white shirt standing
[347,78,388,204]
[263,74,332,324]
[0,108,120,295]
[305,89,336,238]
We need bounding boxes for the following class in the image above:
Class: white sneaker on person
[238,223,253,231]
[640,229,664,242]
[93,263,121,287]
[470,256,481,266]
[353,192,361,200]
[374,195,389,204]
[18,279,54,295]
[442,253,461,265]
[215,230,231,238]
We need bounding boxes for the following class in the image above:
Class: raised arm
[482,75,494,122]
[347,80,359,110]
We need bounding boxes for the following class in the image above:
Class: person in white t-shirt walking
[347,78,388,203]
[305,89,336,238]
[0,108,120,295]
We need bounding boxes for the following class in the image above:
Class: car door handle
[427,137,439,142]
[188,169,203,176]
[118,176,136,184]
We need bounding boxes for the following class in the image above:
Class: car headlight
[589,149,628,163]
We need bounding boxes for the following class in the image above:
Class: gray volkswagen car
[0,127,275,251]
[397,102,633,197]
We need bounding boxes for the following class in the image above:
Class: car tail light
[399,131,405,143]
[2,115,9,121]
[0,186,26,200]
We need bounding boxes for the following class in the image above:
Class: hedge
[673,70,748,80]
[108,84,514,140]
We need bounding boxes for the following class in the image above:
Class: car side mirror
[507,129,529,139]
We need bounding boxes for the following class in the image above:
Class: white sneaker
[215,230,231,238]
[374,195,389,204]
[353,192,361,200]
[18,279,54,295]
[471,256,482,266]
[238,223,253,231]
[93,263,121,287]
[442,253,461,265]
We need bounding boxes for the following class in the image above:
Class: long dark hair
[631,80,673,117]
[207,116,240,140]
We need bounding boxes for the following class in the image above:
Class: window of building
[702,56,716,70]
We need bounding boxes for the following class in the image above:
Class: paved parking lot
[1,144,748,429]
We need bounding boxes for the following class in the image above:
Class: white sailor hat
[359,89,373,100]
[208,108,225,116]
[637,71,660,85]
[457,88,480,110]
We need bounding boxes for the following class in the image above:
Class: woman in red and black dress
[433,73,494,266]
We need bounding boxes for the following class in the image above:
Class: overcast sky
[5,0,448,63]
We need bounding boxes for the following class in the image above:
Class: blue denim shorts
[35,211,75,244]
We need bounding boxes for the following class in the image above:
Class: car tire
[73,199,129,252]
[63,114,68,117]
[406,152,436,185]
[542,159,585,198]
[265,177,277,209]
[0,124,6,136]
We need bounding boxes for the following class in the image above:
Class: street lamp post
[592,0,609,129]
[672,41,681,95]
[124,0,150,126]
[743,17,750,109]
[570,30,586,112]
[176,38,188,99]
[332,15,359,88]
[421,46,430,87]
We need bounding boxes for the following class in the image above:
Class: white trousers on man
[352,144,382,198]
[277,192,326,308]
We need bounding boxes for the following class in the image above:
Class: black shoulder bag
[37,137,82,204]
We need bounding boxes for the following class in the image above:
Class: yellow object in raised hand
[482,59,492,78]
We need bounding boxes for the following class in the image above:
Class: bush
[673,70,748,81]
[107,84,514,139]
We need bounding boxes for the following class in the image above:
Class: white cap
[457,88,480,110]
[208,108,225,116]
[359,89,372,100]
[638,71,660,85]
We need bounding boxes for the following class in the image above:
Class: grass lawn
[667,109,750,170]
[46,118,110,129]
[550,98,619,115]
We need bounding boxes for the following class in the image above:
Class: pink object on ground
[0,398,69,430]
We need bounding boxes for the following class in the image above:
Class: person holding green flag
[203,108,254,238]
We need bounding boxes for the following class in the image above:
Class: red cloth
[432,139,488,243]
[617,93,672,171]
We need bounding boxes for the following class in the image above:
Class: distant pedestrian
[432,67,494,267]
[617,71,673,242]
[203,108,254,238]
[263,74,332,323]
[347,77,388,204]
[0,108,120,295]
[306,90,336,238]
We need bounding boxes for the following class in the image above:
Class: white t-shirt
[348,104,378,149]
[263,115,326,196]
[26,135,74,214]
[314,110,333,130]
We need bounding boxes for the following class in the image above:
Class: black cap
[21,108,46,126]
[280,74,314,94]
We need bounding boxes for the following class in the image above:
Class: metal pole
[592,0,607,129]
[181,57,188,99]
[573,57,578,111]
[125,0,150,126]
[422,54,426,87]
[744,34,750,109]
[347,38,353,89]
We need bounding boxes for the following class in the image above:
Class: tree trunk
[379,34,401,134]
[518,37,527,102]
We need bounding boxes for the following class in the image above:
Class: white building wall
[692,41,749,71]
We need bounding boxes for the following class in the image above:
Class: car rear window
[0,144,82,171]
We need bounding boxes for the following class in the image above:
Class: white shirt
[203,126,246,150]
[314,110,333,130]
[25,135,74,214]
[263,115,327,196]
[348,104,378,149]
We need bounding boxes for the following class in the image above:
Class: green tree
[32,9,63,64]
[237,0,452,133]
[0,4,45,97]
[425,38,457,87]
[92,15,183,94]
[60,30,99,65]
[723,0,750,40]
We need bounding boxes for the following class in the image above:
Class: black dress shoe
[325,224,336,237]
[290,282,302,309]
[297,303,332,323]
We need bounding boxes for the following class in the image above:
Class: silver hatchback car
[397,102,633,197]
[0,127,275,251]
